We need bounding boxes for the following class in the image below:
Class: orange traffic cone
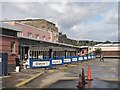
[81,68,87,84]
[86,66,93,81]
[76,73,83,88]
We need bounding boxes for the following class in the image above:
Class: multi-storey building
[0,19,91,73]
[1,19,89,72]
[5,19,81,61]
[8,19,59,42]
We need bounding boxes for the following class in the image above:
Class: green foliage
[95,48,102,55]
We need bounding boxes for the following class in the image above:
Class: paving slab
[2,68,45,88]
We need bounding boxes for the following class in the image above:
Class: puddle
[47,79,118,88]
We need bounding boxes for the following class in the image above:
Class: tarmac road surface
[22,58,119,88]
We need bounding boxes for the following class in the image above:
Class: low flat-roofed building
[6,19,59,42]
[2,20,89,66]
[88,43,120,57]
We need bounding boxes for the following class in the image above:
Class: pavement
[19,60,99,88]
[1,64,73,88]
[1,58,118,89]
[2,68,45,88]
[46,58,119,88]
[1,61,83,89]
[26,71,78,88]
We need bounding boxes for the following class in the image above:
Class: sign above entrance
[32,61,50,67]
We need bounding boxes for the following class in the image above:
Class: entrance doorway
[19,46,29,61]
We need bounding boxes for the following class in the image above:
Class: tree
[95,48,102,55]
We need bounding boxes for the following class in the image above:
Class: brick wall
[102,51,120,56]
[0,36,18,64]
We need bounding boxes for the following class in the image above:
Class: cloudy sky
[1,0,119,42]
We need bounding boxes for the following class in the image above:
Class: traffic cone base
[76,82,87,89]
[82,81,88,85]
[86,78,93,81]
[77,73,86,89]
[76,82,83,88]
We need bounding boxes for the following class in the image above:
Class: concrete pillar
[23,47,25,60]
[20,47,22,60]
[65,50,67,58]
[49,48,52,58]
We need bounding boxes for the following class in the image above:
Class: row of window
[9,35,58,54]
[27,32,51,40]
[18,32,58,41]
[2,28,17,37]
[10,39,58,55]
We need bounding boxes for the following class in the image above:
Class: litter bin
[0,53,8,76]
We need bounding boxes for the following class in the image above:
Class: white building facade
[88,43,120,57]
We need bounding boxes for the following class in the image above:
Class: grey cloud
[2,2,61,19]
[2,2,31,19]
[57,2,116,28]
[107,14,118,24]
[2,2,118,41]
[65,21,118,41]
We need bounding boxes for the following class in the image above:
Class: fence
[29,55,96,69]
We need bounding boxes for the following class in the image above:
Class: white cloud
[1,2,118,41]
[49,2,68,13]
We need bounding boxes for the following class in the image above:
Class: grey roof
[0,22,22,32]
[18,36,85,49]
[2,18,56,26]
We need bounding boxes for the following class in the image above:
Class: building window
[10,41,15,54]
[42,36,45,40]
[28,32,32,38]
[2,28,17,37]
[35,34,39,39]
[17,32,23,36]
